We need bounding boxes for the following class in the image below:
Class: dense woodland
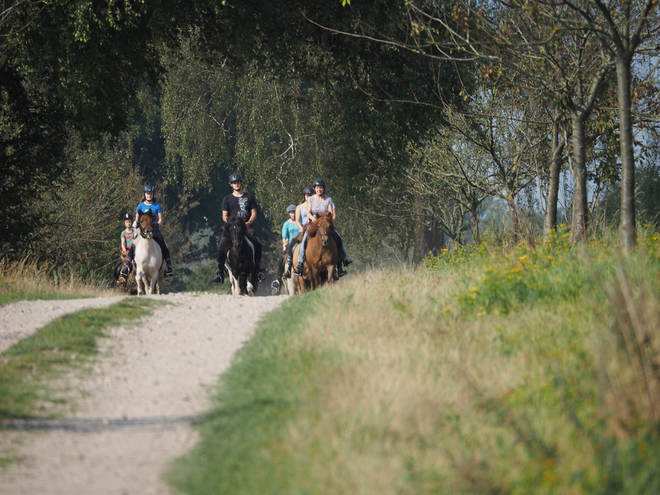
[2,0,660,279]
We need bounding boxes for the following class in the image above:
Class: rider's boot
[343,257,353,267]
[164,258,174,280]
[336,262,348,277]
[212,268,224,284]
[294,261,305,276]
[120,256,132,277]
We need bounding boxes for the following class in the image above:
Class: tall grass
[0,256,111,306]
[169,229,660,494]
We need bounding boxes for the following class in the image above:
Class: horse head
[307,212,334,246]
[138,210,155,239]
[227,218,247,248]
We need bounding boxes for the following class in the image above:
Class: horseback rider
[294,178,353,277]
[282,204,301,252]
[295,186,315,231]
[120,213,136,258]
[273,204,301,290]
[120,185,174,280]
[212,173,266,284]
[282,186,313,278]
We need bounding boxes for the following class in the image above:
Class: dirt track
[0,292,286,494]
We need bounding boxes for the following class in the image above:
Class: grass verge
[0,256,112,307]
[0,298,167,420]
[168,231,660,495]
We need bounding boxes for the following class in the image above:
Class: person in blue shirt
[282,204,301,252]
[120,185,174,280]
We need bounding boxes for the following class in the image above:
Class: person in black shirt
[213,173,266,284]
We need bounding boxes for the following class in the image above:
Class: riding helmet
[143,185,155,193]
[123,213,134,221]
[229,172,243,184]
[303,186,314,196]
[313,178,327,190]
[287,204,296,214]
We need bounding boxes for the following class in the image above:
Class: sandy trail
[0,292,286,494]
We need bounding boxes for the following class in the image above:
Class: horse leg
[149,275,158,295]
[238,273,247,296]
[327,265,335,284]
[295,273,305,294]
[136,271,146,295]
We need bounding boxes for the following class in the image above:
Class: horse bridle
[228,223,244,248]
[139,216,154,240]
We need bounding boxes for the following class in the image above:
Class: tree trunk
[544,123,564,236]
[570,113,588,243]
[507,196,521,242]
[617,56,636,250]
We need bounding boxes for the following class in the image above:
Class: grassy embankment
[169,226,660,494]
[0,257,112,306]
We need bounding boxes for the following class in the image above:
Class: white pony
[133,212,165,295]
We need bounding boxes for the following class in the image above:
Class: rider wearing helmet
[120,213,136,257]
[120,185,174,280]
[282,186,314,278]
[273,204,302,291]
[212,173,266,284]
[282,204,301,251]
[293,179,353,277]
[295,186,315,231]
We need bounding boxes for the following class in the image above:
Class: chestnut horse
[292,212,338,293]
[133,211,165,295]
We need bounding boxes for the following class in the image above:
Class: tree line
[2,0,659,276]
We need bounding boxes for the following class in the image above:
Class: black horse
[223,218,258,296]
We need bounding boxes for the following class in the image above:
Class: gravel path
[0,292,286,494]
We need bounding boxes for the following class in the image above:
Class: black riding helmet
[143,185,155,193]
[303,186,314,196]
[313,178,327,190]
[123,213,134,221]
[229,172,243,184]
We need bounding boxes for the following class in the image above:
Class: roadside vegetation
[169,229,660,494]
[0,298,166,421]
[0,257,111,307]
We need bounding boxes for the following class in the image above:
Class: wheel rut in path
[0,292,286,495]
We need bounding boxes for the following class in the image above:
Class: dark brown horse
[293,212,338,293]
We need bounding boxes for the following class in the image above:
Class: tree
[0,0,200,248]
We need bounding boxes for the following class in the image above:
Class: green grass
[167,290,335,493]
[0,291,93,307]
[0,298,167,420]
[168,230,660,495]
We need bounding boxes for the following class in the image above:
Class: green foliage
[180,261,228,293]
[0,298,166,419]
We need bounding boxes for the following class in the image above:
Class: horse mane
[223,217,248,238]
[306,212,334,237]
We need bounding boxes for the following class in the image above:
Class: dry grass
[277,270,601,494]
[0,256,113,305]
[171,238,660,494]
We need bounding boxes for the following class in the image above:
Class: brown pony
[292,212,338,293]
